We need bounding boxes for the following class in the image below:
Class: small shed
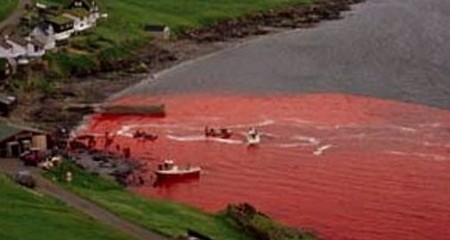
[0,123,48,158]
[144,24,171,40]
[0,94,17,116]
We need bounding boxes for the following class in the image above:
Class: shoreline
[7,0,366,131]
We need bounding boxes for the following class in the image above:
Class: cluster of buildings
[0,0,102,76]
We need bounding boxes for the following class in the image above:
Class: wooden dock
[65,103,165,116]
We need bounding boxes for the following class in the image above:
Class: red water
[79,93,450,240]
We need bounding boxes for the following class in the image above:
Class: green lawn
[45,161,316,240]
[0,174,134,240]
[43,0,312,42]
[44,162,250,239]
[36,0,312,77]
[0,0,18,22]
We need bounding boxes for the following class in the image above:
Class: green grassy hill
[43,0,311,42]
[0,0,18,22]
[44,161,317,240]
[36,0,311,77]
[0,174,133,240]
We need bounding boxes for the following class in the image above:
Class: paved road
[0,0,32,33]
[0,159,167,240]
[120,0,450,109]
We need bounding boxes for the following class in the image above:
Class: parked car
[20,148,46,166]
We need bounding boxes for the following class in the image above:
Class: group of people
[133,130,158,142]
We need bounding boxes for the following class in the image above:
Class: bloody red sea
[78,93,450,240]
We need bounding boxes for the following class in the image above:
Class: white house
[31,15,75,48]
[63,9,93,32]
[44,16,75,41]
[64,0,100,33]
[0,37,26,59]
[8,36,46,58]
[31,24,56,50]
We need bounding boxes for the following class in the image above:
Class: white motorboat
[155,160,201,178]
[246,128,261,146]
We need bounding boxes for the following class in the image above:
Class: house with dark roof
[64,8,96,32]
[0,123,48,158]
[65,0,100,32]
[0,0,103,71]
[44,15,75,40]
[69,0,98,12]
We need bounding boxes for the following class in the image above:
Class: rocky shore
[185,0,365,42]
[5,0,366,186]
[8,0,365,132]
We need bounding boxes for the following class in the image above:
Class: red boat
[155,160,201,179]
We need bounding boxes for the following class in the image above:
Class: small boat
[133,130,158,142]
[246,128,261,146]
[204,126,232,139]
[155,160,201,178]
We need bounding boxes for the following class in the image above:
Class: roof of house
[65,8,89,18]
[0,123,45,142]
[46,15,74,26]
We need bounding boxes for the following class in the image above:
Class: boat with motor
[246,127,261,146]
[204,126,233,139]
[155,160,201,178]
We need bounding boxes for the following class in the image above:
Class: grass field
[0,0,18,23]
[0,174,134,240]
[44,162,250,239]
[45,161,316,240]
[43,0,312,42]
[37,0,312,77]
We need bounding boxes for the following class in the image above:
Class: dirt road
[0,159,167,240]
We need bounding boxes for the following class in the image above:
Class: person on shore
[123,147,131,159]
[115,144,121,153]
[65,171,72,183]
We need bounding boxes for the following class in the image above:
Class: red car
[20,148,45,166]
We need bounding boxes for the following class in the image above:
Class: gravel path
[0,159,167,240]
[119,0,450,109]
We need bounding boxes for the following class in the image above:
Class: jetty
[65,103,166,116]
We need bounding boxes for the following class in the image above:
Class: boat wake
[167,134,243,145]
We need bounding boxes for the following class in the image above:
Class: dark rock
[13,171,36,189]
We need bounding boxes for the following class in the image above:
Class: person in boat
[220,128,232,138]
[159,160,174,170]
[248,127,259,138]
[143,133,158,141]
[205,126,232,138]
[205,126,217,137]
[133,130,142,139]
[134,130,158,142]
